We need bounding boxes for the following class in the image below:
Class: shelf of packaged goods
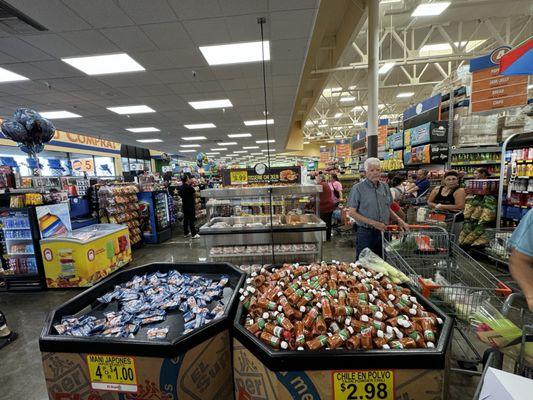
[1,227,31,230]
[516,160,533,164]
[0,238,32,242]
[4,252,34,257]
[450,146,501,154]
[451,161,501,166]
[511,190,533,194]
[516,176,533,179]
[1,273,39,278]
[463,175,501,180]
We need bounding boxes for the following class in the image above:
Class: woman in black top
[427,170,466,213]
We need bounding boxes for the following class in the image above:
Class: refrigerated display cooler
[137,190,171,244]
[200,186,325,264]
[40,224,132,288]
[0,207,46,290]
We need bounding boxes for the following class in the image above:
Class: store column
[367,0,379,158]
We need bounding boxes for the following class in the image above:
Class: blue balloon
[13,108,40,126]
[18,142,44,155]
[1,119,28,142]
[24,117,55,144]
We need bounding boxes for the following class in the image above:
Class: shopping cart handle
[385,224,432,231]
[502,292,525,316]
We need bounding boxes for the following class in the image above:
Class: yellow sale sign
[42,227,131,288]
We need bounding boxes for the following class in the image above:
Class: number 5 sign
[72,159,94,173]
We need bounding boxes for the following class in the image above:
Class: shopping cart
[483,227,515,265]
[382,225,512,373]
[415,207,463,241]
[473,293,532,399]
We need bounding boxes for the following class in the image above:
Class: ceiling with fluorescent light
[302,0,533,142]
[0,0,319,158]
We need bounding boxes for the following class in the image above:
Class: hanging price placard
[230,169,248,185]
[332,370,394,400]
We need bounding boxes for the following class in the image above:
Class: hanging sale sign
[320,147,331,162]
[335,139,351,158]
[470,46,528,113]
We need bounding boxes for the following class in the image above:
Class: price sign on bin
[333,370,394,400]
[87,354,138,393]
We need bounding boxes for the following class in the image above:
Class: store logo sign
[490,46,511,64]
[415,103,423,115]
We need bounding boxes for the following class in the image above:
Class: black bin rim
[40,262,245,358]
[233,271,453,371]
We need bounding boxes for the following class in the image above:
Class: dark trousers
[356,226,382,260]
[320,211,333,241]
[183,212,197,236]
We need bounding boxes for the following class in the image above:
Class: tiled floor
[0,231,510,400]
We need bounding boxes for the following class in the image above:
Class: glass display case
[200,186,325,264]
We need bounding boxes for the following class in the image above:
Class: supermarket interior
[0,1,532,400]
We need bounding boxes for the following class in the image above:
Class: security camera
[192,70,197,77]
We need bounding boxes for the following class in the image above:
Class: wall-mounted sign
[72,159,94,173]
[223,166,301,186]
[470,46,528,113]
[335,139,351,158]
[403,94,441,130]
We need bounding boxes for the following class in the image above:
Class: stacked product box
[453,115,499,146]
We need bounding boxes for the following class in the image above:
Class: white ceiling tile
[225,14,267,43]
[182,18,231,46]
[273,74,300,87]
[272,38,309,61]
[96,72,160,88]
[192,81,224,93]
[167,0,223,20]
[63,0,133,28]
[269,0,318,11]
[60,30,121,54]
[0,37,53,62]
[168,82,198,95]
[270,9,316,40]
[117,0,178,24]
[219,79,247,91]
[32,60,85,78]
[100,26,156,52]
[165,49,207,69]
[140,22,192,50]
[6,0,92,31]
[211,67,243,80]
[20,34,82,58]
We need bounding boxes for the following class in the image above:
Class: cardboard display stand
[39,262,245,400]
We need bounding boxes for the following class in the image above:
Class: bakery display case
[200,186,325,263]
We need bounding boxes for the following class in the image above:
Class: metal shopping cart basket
[483,227,515,265]
[415,207,464,241]
[382,225,512,373]
[473,292,533,399]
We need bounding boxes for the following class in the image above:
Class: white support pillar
[367,0,379,158]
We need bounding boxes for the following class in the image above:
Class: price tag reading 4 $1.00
[87,354,138,393]
[333,370,394,400]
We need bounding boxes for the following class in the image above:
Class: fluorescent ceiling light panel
[339,97,355,102]
[305,120,313,126]
[39,111,82,119]
[179,149,196,153]
[217,142,237,145]
[0,67,29,82]
[182,136,207,141]
[107,105,155,114]
[381,0,402,4]
[234,150,248,153]
[320,145,326,148]
[378,62,395,74]
[256,139,275,144]
[334,112,343,118]
[126,127,159,133]
[262,149,276,152]
[199,41,270,66]
[303,141,310,144]
[62,53,144,75]
[180,144,200,148]
[397,92,414,98]
[529,84,533,89]
[411,2,450,17]
[210,148,227,151]
[244,119,274,126]
[184,123,216,129]
[250,152,264,155]
[327,140,335,143]
[206,152,220,155]
[318,124,328,128]
[188,99,233,109]
[136,139,162,143]
[228,133,252,138]
[243,146,259,149]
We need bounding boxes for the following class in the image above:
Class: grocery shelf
[1,228,31,230]
[451,146,501,154]
[451,162,501,166]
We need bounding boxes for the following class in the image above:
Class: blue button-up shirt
[509,209,533,257]
[348,179,392,227]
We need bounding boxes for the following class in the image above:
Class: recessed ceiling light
[378,62,395,74]
[211,148,227,151]
[184,123,216,129]
[244,119,274,126]
[188,99,233,109]
[137,139,162,143]
[0,67,29,83]
[339,97,355,102]
[199,41,270,66]
[126,127,160,133]
[179,149,196,153]
[182,136,207,141]
[107,105,155,114]
[180,144,200,148]
[228,133,252,138]
[243,146,259,149]
[397,92,414,98]
[256,139,275,144]
[62,53,144,75]
[327,140,335,143]
[334,112,343,118]
[411,2,450,17]
[318,124,328,128]
[303,141,310,144]
[234,150,248,153]
[217,141,237,145]
[39,111,82,119]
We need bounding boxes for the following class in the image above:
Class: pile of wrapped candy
[54,270,230,339]
[240,261,443,351]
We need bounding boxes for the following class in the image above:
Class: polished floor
[0,230,511,400]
